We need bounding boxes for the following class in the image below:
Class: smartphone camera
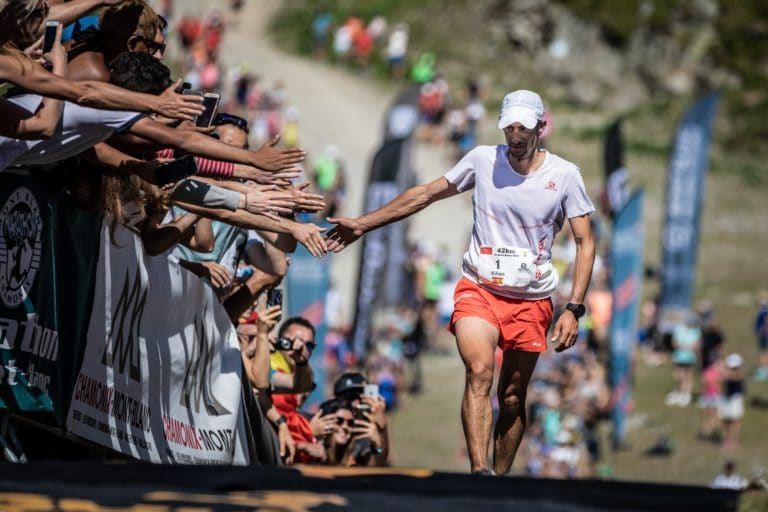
[43,21,59,53]
[266,288,283,322]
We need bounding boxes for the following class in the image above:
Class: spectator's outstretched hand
[253,135,306,172]
[156,79,205,121]
[324,217,364,253]
[244,166,302,186]
[243,185,295,216]
[290,182,326,213]
[200,261,231,288]
[290,222,327,258]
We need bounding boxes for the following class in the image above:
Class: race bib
[478,246,535,288]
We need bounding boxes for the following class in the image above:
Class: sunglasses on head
[213,113,250,133]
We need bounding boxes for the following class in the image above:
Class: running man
[325,90,595,475]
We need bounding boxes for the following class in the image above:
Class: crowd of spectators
[0,0,392,467]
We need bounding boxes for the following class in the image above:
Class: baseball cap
[725,353,743,369]
[333,372,365,397]
[498,89,545,130]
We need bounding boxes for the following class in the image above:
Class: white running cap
[498,89,545,130]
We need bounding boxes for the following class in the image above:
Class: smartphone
[354,403,372,421]
[197,92,221,128]
[182,89,204,123]
[43,21,59,53]
[154,155,198,186]
[266,288,283,323]
[363,384,379,399]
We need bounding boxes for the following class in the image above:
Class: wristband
[273,415,287,427]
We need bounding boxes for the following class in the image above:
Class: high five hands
[324,216,365,253]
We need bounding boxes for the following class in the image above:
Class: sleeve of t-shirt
[443,147,478,192]
[562,167,595,218]
[94,108,146,133]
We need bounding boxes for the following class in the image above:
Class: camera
[266,288,283,322]
[275,337,293,351]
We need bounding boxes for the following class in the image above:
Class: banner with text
[609,190,645,448]
[0,174,101,424]
[66,222,249,465]
[659,93,719,315]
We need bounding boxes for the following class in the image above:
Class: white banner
[66,221,249,465]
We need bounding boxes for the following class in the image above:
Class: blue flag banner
[609,190,645,448]
[659,93,719,314]
[285,234,330,409]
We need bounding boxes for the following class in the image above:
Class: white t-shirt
[444,145,594,300]
[0,94,143,171]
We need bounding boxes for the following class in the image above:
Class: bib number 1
[478,246,535,288]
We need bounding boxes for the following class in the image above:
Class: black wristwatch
[565,303,586,319]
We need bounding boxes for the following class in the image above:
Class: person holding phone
[324,90,595,475]
[0,0,203,120]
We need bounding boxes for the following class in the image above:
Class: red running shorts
[448,277,553,352]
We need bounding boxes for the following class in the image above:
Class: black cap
[333,372,365,397]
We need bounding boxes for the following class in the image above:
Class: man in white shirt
[324,90,595,475]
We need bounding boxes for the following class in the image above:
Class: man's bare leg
[454,317,499,473]
[492,349,539,475]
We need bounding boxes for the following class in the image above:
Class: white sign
[66,221,249,465]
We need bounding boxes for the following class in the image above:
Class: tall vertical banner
[603,119,630,218]
[66,222,249,465]
[351,139,411,359]
[659,93,719,314]
[0,173,101,424]
[609,190,645,448]
[285,231,330,409]
[351,91,418,359]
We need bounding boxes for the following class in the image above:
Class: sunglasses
[132,35,166,56]
[213,113,250,134]
[335,417,355,428]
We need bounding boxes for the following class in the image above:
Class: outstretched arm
[129,118,305,172]
[49,0,123,27]
[325,176,459,253]
[0,56,202,120]
[551,214,595,352]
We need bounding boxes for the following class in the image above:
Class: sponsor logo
[545,180,557,191]
[480,247,493,255]
[102,268,147,382]
[179,311,231,416]
[0,187,42,309]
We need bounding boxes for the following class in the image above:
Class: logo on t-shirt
[545,180,557,191]
[0,187,42,308]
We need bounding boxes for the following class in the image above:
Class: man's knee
[499,388,525,415]
[465,361,493,393]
